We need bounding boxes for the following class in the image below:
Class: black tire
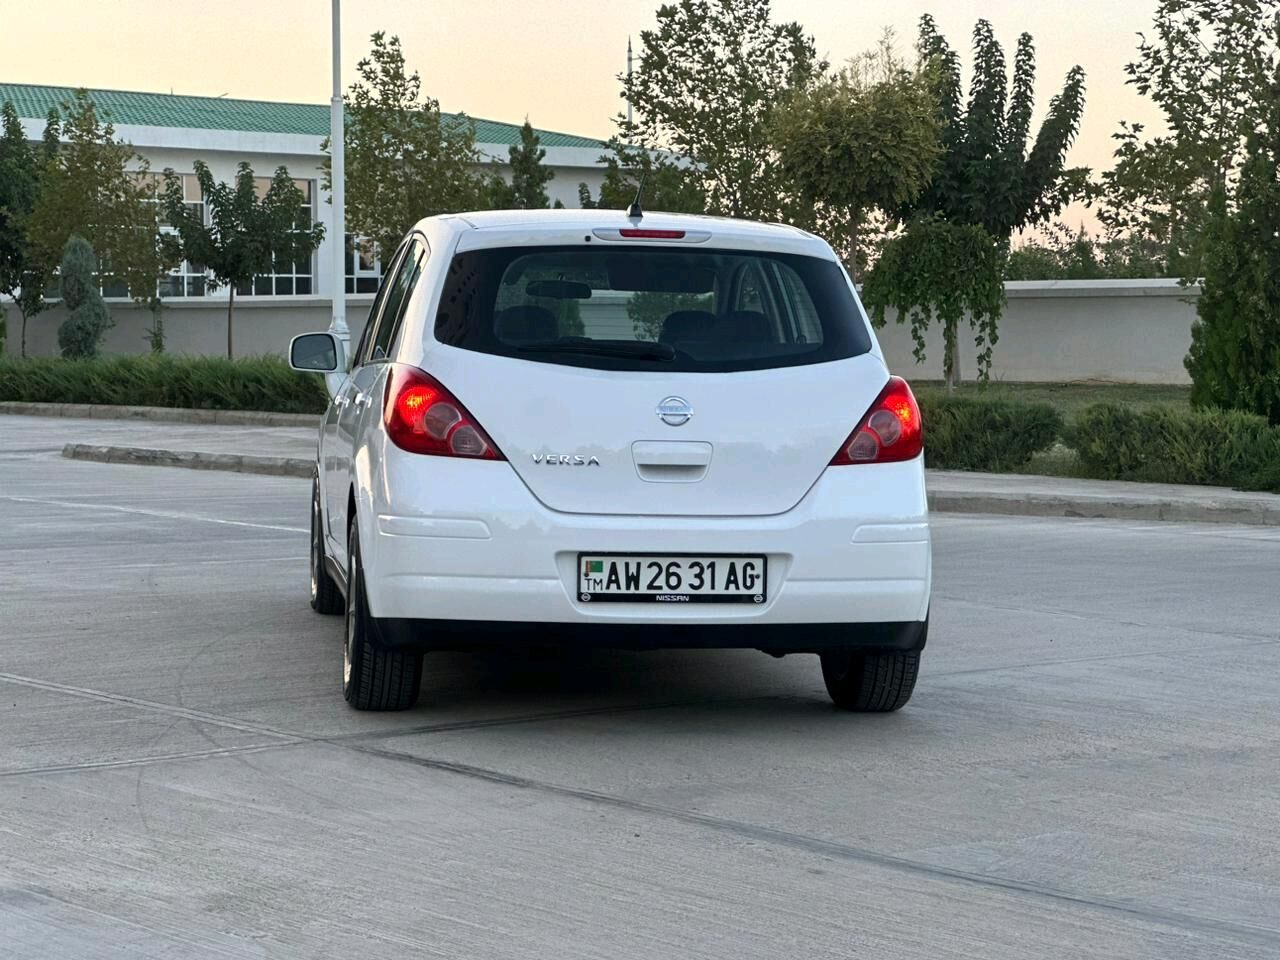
[820,648,921,713]
[310,472,344,615]
[343,518,421,711]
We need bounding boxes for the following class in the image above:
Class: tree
[0,101,55,357]
[1003,240,1065,282]
[25,92,175,332]
[593,139,706,212]
[1099,1,1279,279]
[325,33,491,256]
[861,217,1006,386]
[909,17,1088,238]
[864,17,1087,387]
[161,160,324,358]
[617,0,824,220]
[768,32,942,278]
[1005,223,1168,280]
[504,120,554,209]
[1185,63,1280,424]
[125,174,181,353]
[56,236,112,358]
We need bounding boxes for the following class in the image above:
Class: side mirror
[289,332,342,373]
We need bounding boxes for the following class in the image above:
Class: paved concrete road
[1,447,1278,959]
[0,412,317,460]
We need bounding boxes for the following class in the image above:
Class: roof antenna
[626,175,646,220]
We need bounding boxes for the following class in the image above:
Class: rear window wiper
[516,338,676,362]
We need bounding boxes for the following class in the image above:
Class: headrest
[660,310,718,344]
[716,310,772,342]
[495,305,558,343]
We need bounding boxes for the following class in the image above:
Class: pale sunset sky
[4,0,1164,229]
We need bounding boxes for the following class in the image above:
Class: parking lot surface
[1,443,1277,959]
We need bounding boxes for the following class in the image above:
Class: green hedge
[6,357,1276,494]
[0,355,328,414]
[1067,403,1280,493]
[918,393,1063,471]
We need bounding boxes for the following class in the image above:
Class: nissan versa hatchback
[290,209,931,712]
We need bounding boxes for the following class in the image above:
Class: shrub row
[914,393,1280,493]
[1067,404,1280,493]
[0,355,328,414]
[917,392,1063,472]
[2,355,1277,493]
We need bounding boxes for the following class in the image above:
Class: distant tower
[626,36,634,127]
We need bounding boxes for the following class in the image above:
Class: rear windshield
[433,246,871,372]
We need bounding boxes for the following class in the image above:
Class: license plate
[577,553,767,604]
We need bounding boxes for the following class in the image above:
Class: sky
[3,0,1164,228]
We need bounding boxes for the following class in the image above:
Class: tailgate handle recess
[632,441,712,483]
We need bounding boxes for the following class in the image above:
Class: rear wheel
[310,472,343,615]
[820,648,921,712]
[343,518,421,710]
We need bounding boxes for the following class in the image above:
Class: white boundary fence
[10,280,1199,385]
[872,279,1199,384]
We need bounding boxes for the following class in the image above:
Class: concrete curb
[927,490,1280,527]
[58,443,1280,526]
[61,444,313,478]
[2,401,318,428]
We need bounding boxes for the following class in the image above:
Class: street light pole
[328,0,348,386]
[626,37,633,127]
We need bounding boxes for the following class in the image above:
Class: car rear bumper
[356,450,931,641]
[375,615,929,654]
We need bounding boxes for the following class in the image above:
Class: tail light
[830,376,923,465]
[383,366,504,460]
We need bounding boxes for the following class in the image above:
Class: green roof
[0,82,605,149]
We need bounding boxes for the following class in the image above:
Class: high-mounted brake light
[591,227,711,243]
[383,366,504,460]
[618,228,686,239]
[830,376,923,465]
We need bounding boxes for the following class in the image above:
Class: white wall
[19,296,376,360]
[549,166,607,208]
[870,280,1200,385]
[482,162,608,210]
[12,280,1202,385]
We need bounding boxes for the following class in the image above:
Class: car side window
[735,265,769,314]
[733,261,785,341]
[766,261,823,345]
[354,241,409,367]
[373,240,428,361]
[365,240,424,363]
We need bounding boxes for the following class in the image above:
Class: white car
[291,209,931,712]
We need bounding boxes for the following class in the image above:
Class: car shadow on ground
[411,645,826,714]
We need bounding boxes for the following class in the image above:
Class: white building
[0,84,1200,383]
[1,82,609,356]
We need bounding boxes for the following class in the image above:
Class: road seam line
[0,673,305,742]
[339,742,1280,950]
[6,670,1276,946]
[0,495,307,533]
[0,742,296,778]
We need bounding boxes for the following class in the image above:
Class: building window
[235,178,315,297]
[92,172,200,299]
[128,171,208,298]
[111,172,315,299]
[346,235,382,294]
[160,260,208,298]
